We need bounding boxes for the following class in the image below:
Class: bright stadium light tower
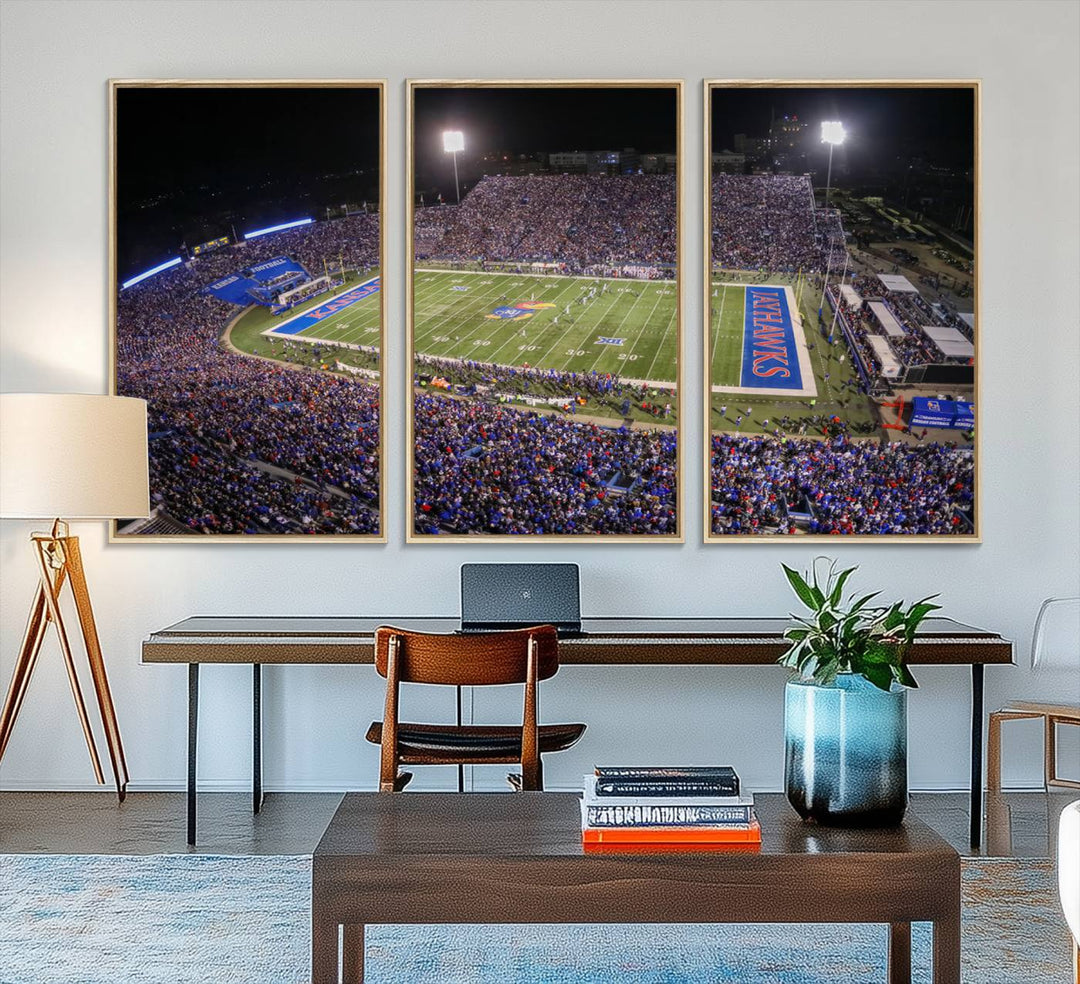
[820,120,846,208]
[443,130,465,204]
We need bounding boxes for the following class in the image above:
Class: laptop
[460,563,582,637]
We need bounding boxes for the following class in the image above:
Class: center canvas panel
[407,82,682,541]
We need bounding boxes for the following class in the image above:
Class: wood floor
[0,789,1074,857]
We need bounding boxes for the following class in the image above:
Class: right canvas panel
[705,82,979,540]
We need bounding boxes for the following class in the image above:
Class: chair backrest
[374,625,560,686]
[1031,597,1080,672]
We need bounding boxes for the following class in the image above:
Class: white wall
[1,0,1077,795]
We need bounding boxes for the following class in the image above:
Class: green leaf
[782,564,819,610]
[850,591,881,613]
[862,663,894,692]
[895,664,919,689]
[829,566,857,606]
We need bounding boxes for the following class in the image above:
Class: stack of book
[581,766,760,848]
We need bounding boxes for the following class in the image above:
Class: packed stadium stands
[115,214,381,535]
[825,273,976,391]
[414,174,676,274]
[710,173,842,273]
[710,425,975,536]
[413,394,677,535]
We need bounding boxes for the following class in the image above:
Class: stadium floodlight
[443,130,465,204]
[820,121,846,146]
[820,120,846,208]
[121,256,182,290]
[243,217,313,241]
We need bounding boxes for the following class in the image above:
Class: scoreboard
[193,235,230,256]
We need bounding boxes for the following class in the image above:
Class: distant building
[711,150,745,173]
[641,152,677,174]
[733,133,766,159]
[769,115,808,153]
[548,151,588,173]
[767,115,809,173]
[547,148,653,175]
[477,153,547,177]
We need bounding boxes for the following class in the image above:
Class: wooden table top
[142,616,1013,666]
[314,791,955,862]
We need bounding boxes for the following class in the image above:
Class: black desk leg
[456,684,465,793]
[969,663,984,849]
[187,663,199,847]
[253,664,263,814]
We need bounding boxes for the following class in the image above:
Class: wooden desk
[141,616,1013,846]
[311,791,961,984]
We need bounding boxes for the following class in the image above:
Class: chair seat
[365,721,586,761]
[994,701,1080,720]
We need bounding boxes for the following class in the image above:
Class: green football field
[413,269,678,384]
[709,281,750,388]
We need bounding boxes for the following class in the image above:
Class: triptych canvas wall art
[108,78,978,543]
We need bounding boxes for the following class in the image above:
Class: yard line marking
[413,274,512,348]
[542,284,627,370]
[642,292,679,383]
[711,281,729,380]
[585,284,657,375]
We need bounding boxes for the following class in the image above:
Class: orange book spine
[582,819,761,845]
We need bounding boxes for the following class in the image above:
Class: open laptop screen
[460,563,581,632]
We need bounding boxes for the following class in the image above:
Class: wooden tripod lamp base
[0,520,130,800]
[0,393,150,800]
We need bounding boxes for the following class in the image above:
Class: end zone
[261,275,380,340]
[711,283,817,398]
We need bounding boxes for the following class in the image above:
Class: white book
[581,775,754,809]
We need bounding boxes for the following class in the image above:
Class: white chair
[1059,799,1080,983]
[988,598,1080,791]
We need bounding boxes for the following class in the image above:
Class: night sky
[710,86,975,176]
[413,86,678,189]
[115,86,380,276]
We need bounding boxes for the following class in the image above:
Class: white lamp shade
[442,130,464,153]
[0,393,150,519]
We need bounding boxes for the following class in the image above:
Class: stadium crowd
[189,213,379,286]
[413,394,677,535]
[710,427,974,535]
[414,174,676,273]
[710,174,842,273]
[116,215,382,535]
[827,273,975,385]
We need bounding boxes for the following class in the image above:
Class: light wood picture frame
[406,79,683,543]
[109,79,386,542]
[704,80,980,542]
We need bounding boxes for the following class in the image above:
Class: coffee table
[312,792,960,984]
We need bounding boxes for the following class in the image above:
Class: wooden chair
[987,598,1080,793]
[365,625,586,792]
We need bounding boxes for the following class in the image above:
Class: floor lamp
[0,393,149,800]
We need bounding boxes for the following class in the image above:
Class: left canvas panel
[110,81,385,540]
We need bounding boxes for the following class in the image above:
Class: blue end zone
[739,285,803,390]
[269,278,380,336]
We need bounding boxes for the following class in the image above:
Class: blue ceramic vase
[784,672,908,826]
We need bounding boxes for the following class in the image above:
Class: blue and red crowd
[116,215,381,535]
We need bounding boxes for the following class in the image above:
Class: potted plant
[779,559,940,826]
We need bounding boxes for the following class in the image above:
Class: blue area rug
[0,854,1070,983]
